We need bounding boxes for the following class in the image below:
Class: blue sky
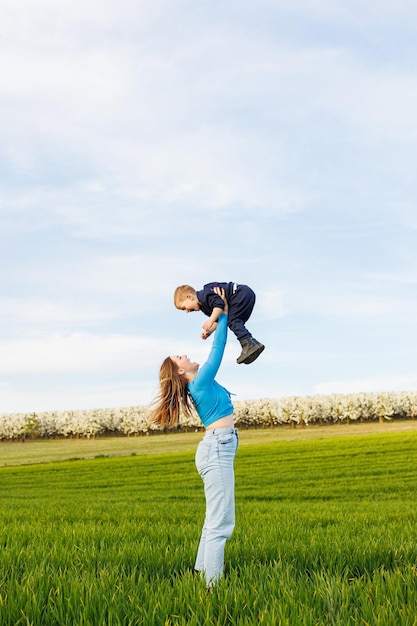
[1,0,417,413]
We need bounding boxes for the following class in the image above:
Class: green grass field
[1,426,417,625]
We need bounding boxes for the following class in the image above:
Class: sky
[1,0,417,414]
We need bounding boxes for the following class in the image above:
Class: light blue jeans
[194,427,239,586]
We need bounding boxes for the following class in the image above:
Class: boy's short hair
[174,285,196,308]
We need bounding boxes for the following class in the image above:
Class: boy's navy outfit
[196,282,265,364]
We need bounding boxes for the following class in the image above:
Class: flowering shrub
[1,390,416,440]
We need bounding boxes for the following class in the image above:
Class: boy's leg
[229,285,265,364]
[227,285,256,341]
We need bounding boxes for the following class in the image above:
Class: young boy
[174,282,265,364]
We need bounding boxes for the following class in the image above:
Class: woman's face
[171,354,199,378]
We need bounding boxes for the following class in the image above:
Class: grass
[0,427,416,625]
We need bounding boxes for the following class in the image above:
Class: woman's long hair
[151,357,195,429]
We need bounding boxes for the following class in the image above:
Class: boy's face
[180,294,200,312]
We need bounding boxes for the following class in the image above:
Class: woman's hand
[213,286,228,314]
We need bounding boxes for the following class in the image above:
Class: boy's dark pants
[228,285,256,341]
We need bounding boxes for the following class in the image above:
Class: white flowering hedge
[1,390,417,441]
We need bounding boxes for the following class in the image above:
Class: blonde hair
[174,285,196,309]
[151,357,195,429]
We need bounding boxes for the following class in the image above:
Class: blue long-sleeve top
[188,314,234,428]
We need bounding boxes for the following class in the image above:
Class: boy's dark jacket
[196,282,237,316]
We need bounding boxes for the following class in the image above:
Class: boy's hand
[201,321,218,340]
[202,319,214,332]
[200,287,227,340]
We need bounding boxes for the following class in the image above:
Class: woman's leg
[195,429,238,586]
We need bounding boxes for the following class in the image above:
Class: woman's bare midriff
[206,414,235,430]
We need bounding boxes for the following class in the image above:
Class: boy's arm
[202,307,223,333]
[201,287,228,339]
[201,321,218,340]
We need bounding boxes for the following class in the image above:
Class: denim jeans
[194,427,239,586]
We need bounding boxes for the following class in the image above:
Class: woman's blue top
[188,314,234,428]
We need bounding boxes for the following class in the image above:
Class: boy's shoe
[236,338,265,364]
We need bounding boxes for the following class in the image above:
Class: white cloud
[0,253,194,311]
[73,254,184,297]
[0,298,113,325]
[0,332,161,375]
[3,0,415,241]
[368,270,417,286]
[0,380,155,414]
[0,325,227,377]
[322,294,417,317]
[258,0,417,29]
[314,374,417,396]
[257,290,289,320]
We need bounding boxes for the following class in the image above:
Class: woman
[152,288,238,588]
